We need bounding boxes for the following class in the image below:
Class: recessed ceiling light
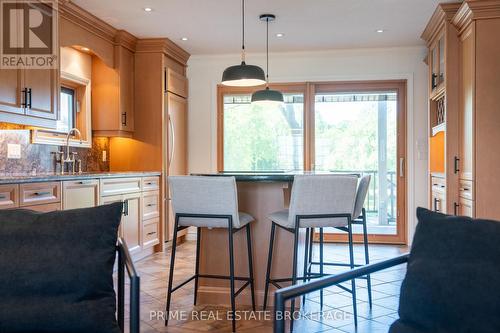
[181,37,188,41]
[376,29,384,33]
[144,7,152,12]
[81,47,90,52]
[276,33,284,38]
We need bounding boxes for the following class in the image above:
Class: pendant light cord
[266,17,269,87]
[241,0,245,63]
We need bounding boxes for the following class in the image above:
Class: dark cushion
[390,208,500,333]
[0,202,123,333]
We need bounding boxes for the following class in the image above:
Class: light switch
[7,144,21,159]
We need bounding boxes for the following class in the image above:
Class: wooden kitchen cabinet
[19,182,61,207]
[0,68,58,127]
[92,38,136,137]
[23,69,59,120]
[100,192,141,255]
[23,202,61,212]
[0,69,23,115]
[452,1,500,220]
[62,179,99,210]
[0,184,19,209]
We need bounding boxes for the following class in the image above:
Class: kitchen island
[192,172,351,307]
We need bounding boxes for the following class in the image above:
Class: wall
[187,46,429,243]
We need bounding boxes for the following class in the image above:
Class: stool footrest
[172,275,196,293]
[234,281,251,297]
[309,261,364,268]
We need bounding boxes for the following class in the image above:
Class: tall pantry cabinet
[110,38,190,247]
[423,0,500,220]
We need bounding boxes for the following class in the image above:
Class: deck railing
[331,170,397,224]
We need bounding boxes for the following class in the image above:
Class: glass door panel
[223,93,304,171]
[314,91,398,236]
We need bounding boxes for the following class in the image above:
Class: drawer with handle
[431,176,446,193]
[0,184,19,209]
[100,177,141,197]
[459,179,474,200]
[142,218,160,249]
[142,176,160,192]
[142,190,160,220]
[20,182,60,207]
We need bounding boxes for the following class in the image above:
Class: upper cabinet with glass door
[429,33,446,96]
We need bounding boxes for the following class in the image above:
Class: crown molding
[453,0,500,33]
[136,38,190,66]
[421,2,462,44]
[59,0,117,44]
[115,30,138,52]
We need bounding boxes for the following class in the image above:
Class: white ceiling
[72,0,457,55]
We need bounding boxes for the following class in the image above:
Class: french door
[310,81,407,244]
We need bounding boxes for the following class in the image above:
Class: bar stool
[262,175,359,330]
[304,175,373,308]
[165,176,255,333]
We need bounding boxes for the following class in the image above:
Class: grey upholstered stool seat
[264,174,372,331]
[165,176,256,333]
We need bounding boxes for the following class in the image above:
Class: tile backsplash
[0,125,109,175]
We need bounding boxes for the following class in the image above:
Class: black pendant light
[221,0,266,87]
[251,14,284,105]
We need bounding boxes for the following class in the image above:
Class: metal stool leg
[347,217,358,327]
[289,220,300,333]
[319,227,324,310]
[228,219,236,333]
[263,222,276,311]
[361,208,372,308]
[302,228,310,305]
[307,228,313,281]
[194,227,201,306]
[165,216,180,326]
[246,224,256,311]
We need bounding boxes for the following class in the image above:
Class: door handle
[123,199,129,216]
[454,202,459,216]
[27,88,32,109]
[121,112,127,126]
[21,88,28,108]
[454,156,460,174]
[399,157,404,178]
[168,115,175,168]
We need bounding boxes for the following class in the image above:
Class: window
[58,86,76,133]
[221,90,304,171]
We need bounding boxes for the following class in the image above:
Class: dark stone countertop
[0,171,161,184]
[191,171,359,182]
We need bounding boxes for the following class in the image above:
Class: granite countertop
[0,171,161,184]
[192,171,360,182]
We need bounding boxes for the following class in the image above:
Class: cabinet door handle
[0,195,6,200]
[431,73,438,89]
[454,156,460,174]
[121,112,127,126]
[123,199,129,216]
[454,202,459,216]
[33,191,51,196]
[434,198,440,212]
[27,88,32,109]
[399,157,404,178]
[168,115,175,168]
[147,231,157,236]
[146,203,156,207]
[21,88,28,108]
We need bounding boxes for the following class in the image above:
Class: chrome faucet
[61,128,82,174]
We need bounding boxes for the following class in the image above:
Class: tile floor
[123,241,409,333]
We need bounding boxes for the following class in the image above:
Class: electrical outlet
[102,150,107,162]
[7,144,21,159]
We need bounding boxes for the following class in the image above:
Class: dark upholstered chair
[0,203,140,333]
[274,208,500,333]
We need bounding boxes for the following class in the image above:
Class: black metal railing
[273,253,409,333]
[331,170,397,224]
